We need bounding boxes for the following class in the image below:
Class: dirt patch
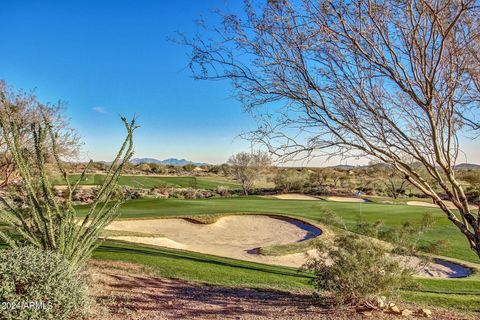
[325,196,366,203]
[273,194,320,200]
[88,260,475,320]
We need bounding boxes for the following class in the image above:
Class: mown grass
[52,174,240,190]
[93,241,313,290]
[401,277,480,311]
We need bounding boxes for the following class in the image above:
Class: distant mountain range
[454,163,480,170]
[326,163,480,170]
[328,164,357,170]
[130,158,209,166]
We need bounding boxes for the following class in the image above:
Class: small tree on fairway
[228,151,271,195]
[0,92,137,270]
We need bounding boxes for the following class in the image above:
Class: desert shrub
[273,169,309,192]
[304,235,412,306]
[381,212,438,255]
[417,239,450,254]
[317,209,346,229]
[182,188,199,199]
[465,187,480,203]
[216,185,229,197]
[0,246,90,320]
[353,212,439,256]
[354,217,384,238]
[71,187,98,204]
[122,186,144,200]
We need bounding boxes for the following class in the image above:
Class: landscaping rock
[374,296,386,309]
[401,309,413,317]
[418,308,432,318]
[389,303,400,314]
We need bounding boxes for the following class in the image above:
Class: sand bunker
[273,194,320,200]
[107,215,319,268]
[398,256,470,278]
[326,196,366,203]
[407,200,457,210]
[106,215,470,278]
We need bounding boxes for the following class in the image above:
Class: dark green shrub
[304,235,413,306]
[0,246,90,320]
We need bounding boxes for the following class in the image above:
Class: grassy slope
[93,242,313,291]
[82,197,480,311]
[53,174,240,190]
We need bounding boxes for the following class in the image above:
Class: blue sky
[1,0,478,165]
[0,0,254,164]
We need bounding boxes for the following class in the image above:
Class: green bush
[0,246,90,320]
[273,169,309,192]
[304,235,413,306]
[317,209,347,229]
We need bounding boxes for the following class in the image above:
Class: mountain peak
[130,157,209,166]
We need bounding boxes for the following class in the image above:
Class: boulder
[418,308,432,318]
[389,304,401,314]
[401,309,413,317]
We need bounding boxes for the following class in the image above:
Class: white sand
[398,255,470,278]
[406,200,457,209]
[326,196,366,203]
[273,194,320,200]
[106,216,470,278]
[107,215,314,268]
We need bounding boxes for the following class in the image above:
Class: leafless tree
[376,166,410,199]
[0,81,80,188]
[183,0,480,257]
[228,151,271,195]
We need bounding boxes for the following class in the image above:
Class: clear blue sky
[0,0,254,164]
[1,1,478,165]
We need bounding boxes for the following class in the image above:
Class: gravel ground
[88,260,475,320]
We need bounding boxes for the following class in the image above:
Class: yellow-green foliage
[304,234,413,306]
[0,246,90,320]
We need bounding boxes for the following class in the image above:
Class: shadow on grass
[95,242,314,280]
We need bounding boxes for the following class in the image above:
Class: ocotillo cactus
[0,93,137,270]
